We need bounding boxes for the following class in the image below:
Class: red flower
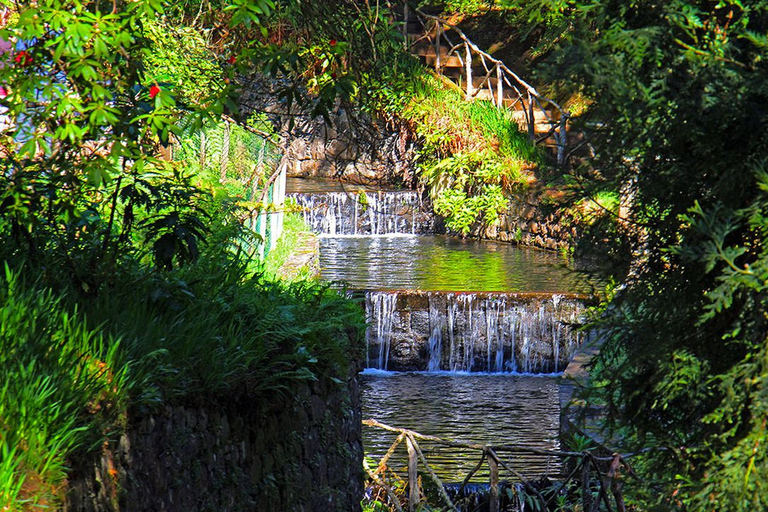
[0,86,7,98]
[331,72,337,79]
[329,39,337,46]
[228,55,237,65]
[149,84,161,99]
[14,50,32,66]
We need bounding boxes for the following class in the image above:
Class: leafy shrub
[399,74,540,233]
[0,225,365,509]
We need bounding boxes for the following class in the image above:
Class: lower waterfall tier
[364,291,587,373]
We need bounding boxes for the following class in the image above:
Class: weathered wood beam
[406,436,419,511]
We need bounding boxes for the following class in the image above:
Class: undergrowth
[363,60,541,234]
[0,232,364,508]
[261,211,315,279]
[0,270,130,508]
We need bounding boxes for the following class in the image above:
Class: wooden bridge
[402,7,572,166]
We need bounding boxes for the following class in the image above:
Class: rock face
[238,74,417,187]
[281,113,417,186]
[65,365,364,512]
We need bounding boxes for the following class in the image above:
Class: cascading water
[288,190,430,235]
[365,292,398,369]
[365,290,585,373]
[427,299,445,371]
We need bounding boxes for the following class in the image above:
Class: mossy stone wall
[65,365,363,512]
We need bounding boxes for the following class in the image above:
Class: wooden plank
[488,452,500,512]
[465,43,473,100]
[406,436,419,511]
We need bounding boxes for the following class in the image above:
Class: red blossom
[149,84,161,99]
[14,50,32,66]
[0,86,7,98]
[329,39,337,46]
[331,72,337,79]
[228,55,237,65]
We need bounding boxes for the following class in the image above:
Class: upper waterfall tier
[288,190,435,236]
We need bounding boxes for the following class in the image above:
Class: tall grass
[0,268,129,508]
[261,211,315,280]
[78,232,364,401]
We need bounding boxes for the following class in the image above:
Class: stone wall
[282,113,417,186]
[473,193,581,252]
[65,365,363,512]
[238,74,417,186]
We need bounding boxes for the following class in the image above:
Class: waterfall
[365,292,399,369]
[365,291,586,373]
[288,190,429,235]
[427,298,445,371]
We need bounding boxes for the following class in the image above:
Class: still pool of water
[320,235,586,293]
[361,372,563,482]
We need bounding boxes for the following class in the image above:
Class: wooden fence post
[488,452,500,512]
[496,64,503,107]
[402,3,409,46]
[465,43,473,100]
[269,163,286,252]
[527,91,535,139]
[557,114,567,166]
[406,436,419,511]
[582,458,593,512]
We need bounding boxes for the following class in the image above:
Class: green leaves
[224,0,274,30]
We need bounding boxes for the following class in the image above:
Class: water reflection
[321,235,585,293]
[361,372,563,482]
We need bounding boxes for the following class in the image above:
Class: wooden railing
[363,418,634,512]
[404,7,570,166]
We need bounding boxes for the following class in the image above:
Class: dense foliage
[397,72,541,234]
[253,1,542,234]
[7,0,768,508]
[517,0,768,509]
[0,0,365,508]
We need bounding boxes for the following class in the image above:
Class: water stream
[288,178,586,484]
[287,178,434,236]
[319,235,585,293]
[361,372,562,482]
[365,291,584,373]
